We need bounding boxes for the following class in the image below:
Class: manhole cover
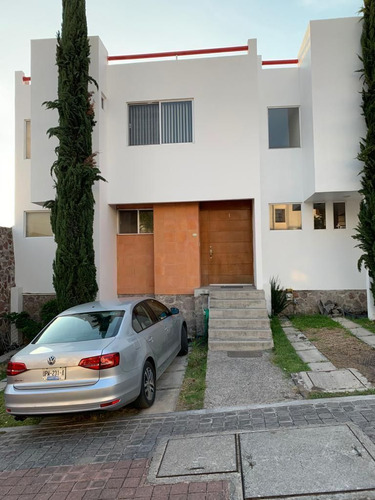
[157,435,237,477]
[227,351,262,358]
[240,424,375,499]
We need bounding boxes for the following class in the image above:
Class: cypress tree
[44,0,103,312]
[353,0,375,303]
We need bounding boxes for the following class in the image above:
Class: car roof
[59,297,154,316]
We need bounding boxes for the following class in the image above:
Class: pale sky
[0,0,362,227]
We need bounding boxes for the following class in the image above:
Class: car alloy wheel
[135,360,156,408]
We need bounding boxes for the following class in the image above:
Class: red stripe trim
[108,45,249,61]
[22,52,298,84]
[262,59,298,66]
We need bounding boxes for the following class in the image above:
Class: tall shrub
[353,0,375,303]
[44,0,103,311]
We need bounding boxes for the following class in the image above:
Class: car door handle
[147,337,153,343]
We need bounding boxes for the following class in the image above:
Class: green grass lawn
[176,339,208,411]
[290,314,344,331]
[271,317,310,374]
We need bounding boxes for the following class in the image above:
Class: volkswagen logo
[47,356,56,366]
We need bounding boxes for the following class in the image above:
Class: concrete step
[209,289,265,300]
[210,299,267,309]
[209,318,271,329]
[208,328,272,340]
[208,339,274,351]
[209,308,268,319]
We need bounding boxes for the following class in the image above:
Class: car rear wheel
[135,361,156,408]
[178,324,189,356]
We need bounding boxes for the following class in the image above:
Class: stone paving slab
[240,423,375,499]
[290,340,316,351]
[292,369,372,393]
[308,361,336,372]
[297,349,328,364]
[334,317,360,329]
[334,317,375,347]
[350,327,375,338]
[361,335,375,347]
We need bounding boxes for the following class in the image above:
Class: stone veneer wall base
[0,227,15,346]
[285,289,367,316]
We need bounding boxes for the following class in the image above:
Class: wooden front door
[200,200,253,285]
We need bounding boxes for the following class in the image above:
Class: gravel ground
[204,350,302,408]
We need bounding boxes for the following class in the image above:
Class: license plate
[42,367,66,381]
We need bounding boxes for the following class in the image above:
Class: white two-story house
[13,16,366,334]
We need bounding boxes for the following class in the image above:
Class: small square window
[25,211,52,237]
[268,107,300,149]
[313,203,326,230]
[269,203,302,230]
[334,202,346,229]
[118,210,154,234]
[119,211,138,233]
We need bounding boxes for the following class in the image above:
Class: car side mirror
[170,307,179,315]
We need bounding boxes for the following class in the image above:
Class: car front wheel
[135,361,156,408]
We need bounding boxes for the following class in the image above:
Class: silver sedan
[5,298,188,418]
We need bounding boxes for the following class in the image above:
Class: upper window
[313,203,326,230]
[25,211,53,237]
[268,107,300,149]
[25,120,31,159]
[269,203,302,230]
[128,100,193,146]
[118,210,153,234]
[334,202,346,229]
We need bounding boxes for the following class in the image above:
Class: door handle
[209,245,213,259]
[147,337,153,343]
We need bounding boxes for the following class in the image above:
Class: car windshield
[32,311,125,344]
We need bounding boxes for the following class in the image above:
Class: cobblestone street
[1,396,375,499]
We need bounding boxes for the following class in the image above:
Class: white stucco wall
[30,39,58,205]
[309,18,364,197]
[259,17,365,297]
[90,37,118,300]
[13,71,55,293]
[106,40,261,205]
[13,17,367,300]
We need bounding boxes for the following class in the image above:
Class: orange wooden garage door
[200,200,253,285]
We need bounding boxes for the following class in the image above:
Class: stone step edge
[209,312,268,318]
[209,338,273,343]
[209,331,272,338]
[208,340,274,350]
[209,327,272,332]
[210,306,267,310]
[209,323,271,328]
